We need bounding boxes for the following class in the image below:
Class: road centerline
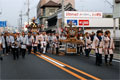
[36,52,101,80]
[33,53,87,80]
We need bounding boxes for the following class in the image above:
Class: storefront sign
[65,11,103,18]
[79,20,89,26]
[67,20,78,25]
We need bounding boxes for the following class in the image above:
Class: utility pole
[62,0,64,28]
[27,0,30,26]
[19,11,22,32]
[21,11,22,28]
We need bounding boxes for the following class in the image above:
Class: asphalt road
[0,52,120,80]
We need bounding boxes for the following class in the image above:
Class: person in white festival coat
[32,32,38,54]
[11,33,19,60]
[20,32,27,58]
[92,30,104,66]
[1,33,7,55]
[26,32,33,54]
[0,34,3,60]
[103,30,115,66]
[84,32,92,57]
[40,32,48,54]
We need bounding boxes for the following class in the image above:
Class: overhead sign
[0,21,7,27]
[79,20,89,26]
[67,20,78,25]
[65,11,103,18]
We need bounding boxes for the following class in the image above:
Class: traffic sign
[0,21,7,27]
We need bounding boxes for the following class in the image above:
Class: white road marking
[41,55,65,67]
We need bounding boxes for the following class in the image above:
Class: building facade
[37,0,75,17]
[37,0,61,30]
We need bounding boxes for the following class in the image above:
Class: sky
[0,0,113,27]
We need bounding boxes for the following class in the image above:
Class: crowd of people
[0,30,115,66]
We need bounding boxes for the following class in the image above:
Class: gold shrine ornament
[33,23,37,27]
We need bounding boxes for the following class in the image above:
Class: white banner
[65,11,103,18]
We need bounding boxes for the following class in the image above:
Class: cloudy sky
[0,0,113,27]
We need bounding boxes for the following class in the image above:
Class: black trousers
[3,48,6,54]
[77,46,84,55]
[6,45,10,54]
[21,49,26,58]
[33,46,37,54]
[38,44,41,52]
[46,43,49,52]
[0,50,3,61]
[96,53,102,65]
[27,46,32,54]
[105,54,113,63]
[12,48,19,60]
[56,48,59,55]
[85,49,91,57]
[0,56,3,61]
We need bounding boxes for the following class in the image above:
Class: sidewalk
[114,53,120,60]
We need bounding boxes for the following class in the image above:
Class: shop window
[43,8,45,16]
[49,9,55,15]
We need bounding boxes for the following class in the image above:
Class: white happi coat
[103,36,115,55]
[92,36,104,54]
[60,36,66,40]
[20,36,27,49]
[0,36,2,44]
[32,36,38,47]
[85,37,92,49]
[9,35,14,47]
[52,36,59,48]
[26,35,32,46]
[6,36,11,46]
[40,35,48,48]
[11,37,19,48]
[1,36,6,48]
[37,35,42,45]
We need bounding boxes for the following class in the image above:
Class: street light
[104,0,116,38]
[62,0,65,28]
